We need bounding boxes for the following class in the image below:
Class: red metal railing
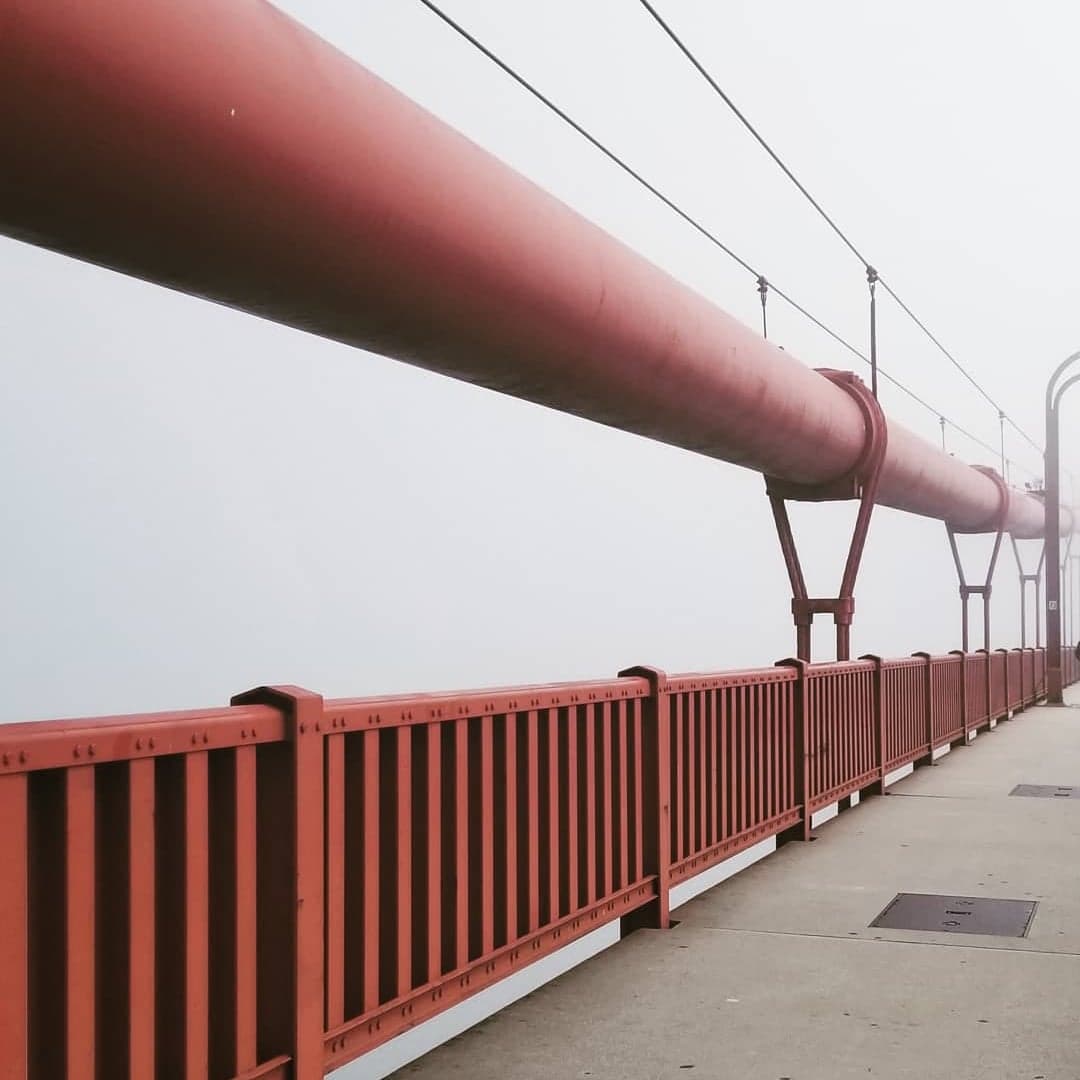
[804,661,878,810]
[0,647,1070,1078]
[930,654,965,745]
[664,668,799,889]
[881,657,929,772]
[319,678,656,1070]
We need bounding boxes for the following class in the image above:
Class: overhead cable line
[415,0,1039,481]
[634,0,1044,456]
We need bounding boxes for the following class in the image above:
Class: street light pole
[1044,350,1080,703]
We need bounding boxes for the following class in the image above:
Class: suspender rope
[866,265,879,400]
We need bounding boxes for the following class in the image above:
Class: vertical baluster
[184,753,209,1080]
[363,731,381,1009]
[325,736,345,1032]
[504,715,518,941]
[427,724,442,978]
[719,689,729,841]
[233,747,257,1073]
[619,702,630,889]
[480,716,494,955]
[758,687,768,823]
[398,727,413,995]
[709,690,719,846]
[65,766,96,1080]
[546,709,561,923]
[633,699,643,884]
[737,686,748,835]
[585,705,597,905]
[526,711,539,932]
[565,707,578,912]
[0,774,27,1080]
[455,719,469,967]
[672,696,683,862]
[696,693,706,853]
[602,702,613,896]
[686,691,697,855]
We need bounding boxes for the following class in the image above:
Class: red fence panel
[965,652,989,731]
[319,677,656,1071]
[663,668,799,887]
[1024,649,1037,703]
[1007,650,1023,711]
[989,651,1007,720]
[0,703,299,1080]
[881,658,929,771]
[930,655,964,746]
[804,661,878,810]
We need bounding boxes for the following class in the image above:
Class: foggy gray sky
[3,0,1079,723]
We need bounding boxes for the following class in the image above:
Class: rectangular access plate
[1010,784,1080,799]
[870,893,1037,937]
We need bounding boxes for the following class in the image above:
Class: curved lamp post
[1045,351,1080,703]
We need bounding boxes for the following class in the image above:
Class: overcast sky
[4,0,1079,723]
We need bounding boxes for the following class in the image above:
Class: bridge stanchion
[231,685,326,1080]
[858,655,885,795]
[764,371,886,663]
[618,666,671,931]
[911,652,933,761]
[776,658,812,841]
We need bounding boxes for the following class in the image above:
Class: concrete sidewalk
[398,695,1080,1080]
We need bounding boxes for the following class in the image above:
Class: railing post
[232,685,326,1080]
[776,658,812,840]
[858,654,884,794]
[976,648,991,731]
[1013,648,1025,710]
[949,650,969,744]
[996,647,1010,720]
[912,652,933,760]
[619,666,670,930]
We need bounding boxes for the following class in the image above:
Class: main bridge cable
[415,0,1040,481]
[634,0,1044,457]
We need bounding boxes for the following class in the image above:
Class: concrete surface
[396,695,1080,1080]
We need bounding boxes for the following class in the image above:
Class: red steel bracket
[1010,534,1046,648]
[765,370,887,662]
[945,467,1009,652]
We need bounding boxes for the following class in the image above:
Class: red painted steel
[880,658,929,772]
[930,655,966,746]
[0,652,1070,1077]
[966,653,991,731]
[0,0,1068,540]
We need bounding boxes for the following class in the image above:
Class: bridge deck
[398,693,1080,1080]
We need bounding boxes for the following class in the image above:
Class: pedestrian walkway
[398,693,1080,1080]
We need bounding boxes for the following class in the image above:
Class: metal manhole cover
[869,893,1037,937]
[1010,784,1080,799]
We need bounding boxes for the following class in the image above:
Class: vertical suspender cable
[757,276,769,339]
[866,266,879,399]
[999,410,1008,483]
